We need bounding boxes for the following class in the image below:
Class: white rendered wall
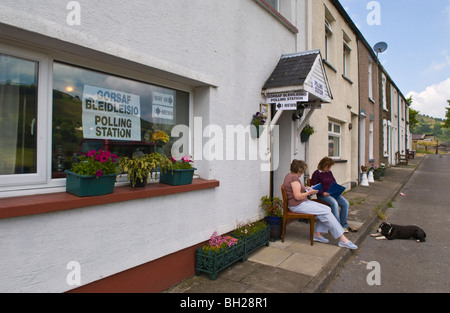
[0,0,301,292]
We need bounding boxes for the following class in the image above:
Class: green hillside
[411,114,450,141]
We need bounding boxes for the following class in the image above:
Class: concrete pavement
[165,156,423,293]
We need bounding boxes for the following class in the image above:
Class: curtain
[0,79,20,174]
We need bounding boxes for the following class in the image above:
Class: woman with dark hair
[283,159,357,249]
[311,157,350,232]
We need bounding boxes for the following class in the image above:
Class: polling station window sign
[82,85,141,141]
[51,62,190,176]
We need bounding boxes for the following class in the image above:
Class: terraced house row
[0,0,410,292]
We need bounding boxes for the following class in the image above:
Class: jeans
[289,200,344,239]
[317,195,349,229]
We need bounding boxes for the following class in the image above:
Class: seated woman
[283,159,357,250]
[311,157,350,232]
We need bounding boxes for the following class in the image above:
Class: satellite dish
[373,42,388,54]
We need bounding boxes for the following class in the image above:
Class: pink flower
[95,170,103,177]
[87,150,96,157]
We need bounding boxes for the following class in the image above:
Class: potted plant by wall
[232,220,270,260]
[261,195,283,241]
[370,164,382,180]
[250,111,266,139]
[379,163,386,176]
[119,152,171,187]
[195,231,244,280]
[300,124,314,142]
[65,150,119,197]
[159,155,196,186]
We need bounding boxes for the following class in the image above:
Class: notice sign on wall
[266,91,309,110]
[82,85,141,141]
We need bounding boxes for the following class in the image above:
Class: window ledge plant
[70,150,119,177]
[65,150,120,197]
[119,152,172,187]
[160,155,196,185]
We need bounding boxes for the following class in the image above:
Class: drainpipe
[269,105,284,199]
[357,39,362,184]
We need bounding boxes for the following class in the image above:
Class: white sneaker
[338,240,358,250]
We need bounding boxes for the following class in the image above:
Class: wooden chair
[281,185,316,246]
[396,151,408,165]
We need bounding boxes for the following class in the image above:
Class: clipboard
[327,182,346,199]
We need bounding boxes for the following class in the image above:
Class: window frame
[368,62,373,101]
[0,42,194,197]
[0,44,52,189]
[328,121,342,159]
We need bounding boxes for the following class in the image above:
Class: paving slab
[165,156,423,294]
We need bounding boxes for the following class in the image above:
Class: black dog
[371,222,426,243]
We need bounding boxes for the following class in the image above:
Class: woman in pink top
[283,159,357,250]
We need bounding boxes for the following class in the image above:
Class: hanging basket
[300,133,311,142]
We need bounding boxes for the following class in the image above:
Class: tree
[407,96,419,130]
[443,100,450,129]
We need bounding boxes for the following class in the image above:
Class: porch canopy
[262,49,333,130]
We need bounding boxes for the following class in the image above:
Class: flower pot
[195,240,245,280]
[65,170,117,197]
[265,216,282,241]
[373,170,382,180]
[159,168,196,186]
[130,173,148,188]
[250,125,264,139]
[300,133,311,142]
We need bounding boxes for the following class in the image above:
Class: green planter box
[65,170,117,197]
[195,241,245,280]
[233,226,270,261]
[160,168,196,186]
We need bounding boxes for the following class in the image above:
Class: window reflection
[0,53,38,175]
[52,62,189,178]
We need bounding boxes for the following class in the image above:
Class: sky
[339,0,450,119]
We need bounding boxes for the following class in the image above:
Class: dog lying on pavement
[370,222,426,243]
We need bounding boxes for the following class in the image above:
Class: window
[0,54,38,176]
[343,40,351,77]
[0,42,191,194]
[383,119,388,157]
[0,46,50,190]
[325,20,333,62]
[324,17,334,63]
[52,62,190,178]
[382,74,387,111]
[368,62,373,100]
[369,121,374,160]
[265,0,279,10]
[328,121,341,158]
